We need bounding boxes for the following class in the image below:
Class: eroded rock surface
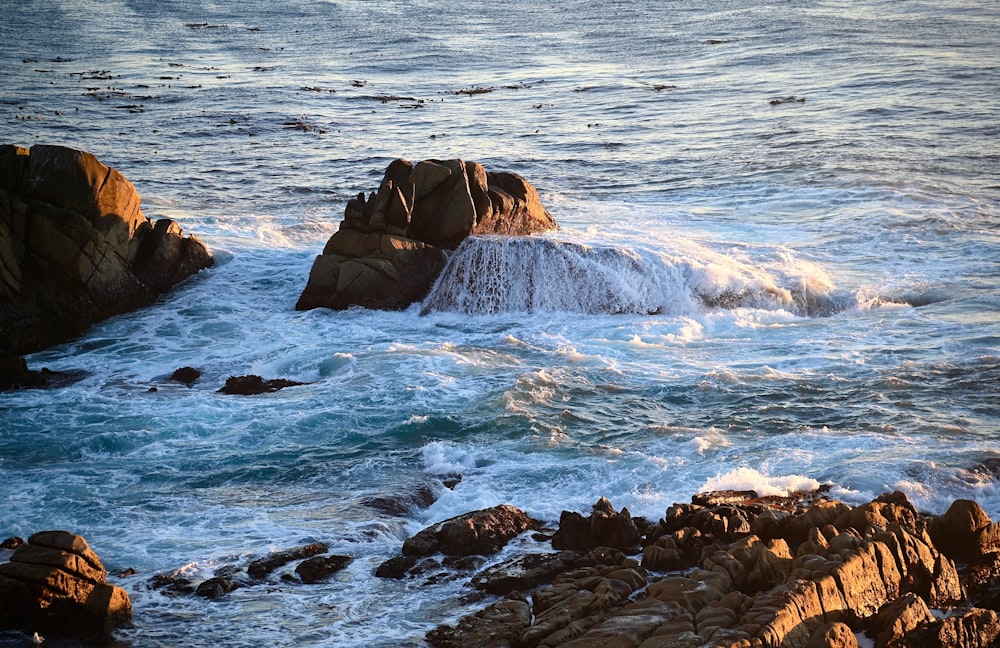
[0,144,213,355]
[426,491,1000,648]
[0,530,131,640]
[295,158,556,312]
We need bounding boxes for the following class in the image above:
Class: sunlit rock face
[295,158,556,312]
[0,144,214,354]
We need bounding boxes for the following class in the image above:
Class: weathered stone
[0,144,213,355]
[0,530,130,640]
[247,543,329,579]
[552,498,642,551]
[427,597,531,648]
[294,554,351,584]
[169,366,201,385]
[870,592,933,648]
[805,621,859,648]
[929,499,997,563]
[401,505,539,557]
[296,158,556,312]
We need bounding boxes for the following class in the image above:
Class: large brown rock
[402,504,541,557]
[0,530,131,640]
[296,158,556,312]
[0,144,213,355]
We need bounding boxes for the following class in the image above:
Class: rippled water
[1,0,999,646]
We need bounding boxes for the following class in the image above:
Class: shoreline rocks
[296,158,557,312]
[0,531,131,641]
[0,144,214,357]
[418,492,1000,648]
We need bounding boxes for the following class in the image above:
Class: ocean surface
[1,0,998,645]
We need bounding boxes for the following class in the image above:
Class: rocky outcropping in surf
[0,144,214,356]
[420,491,1000,648]
[0,530,131,641]
[295,158,557,312]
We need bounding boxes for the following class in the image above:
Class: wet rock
[0,530,131,640]
[246,542,329,579]
[194,576,236,599]
[401,504,540,557]
[218,374,306,395]
[295,158,557,312]
[0,144,213,355]
[168,366,201,385]
[294,554,351,584]
[426,596,531,648]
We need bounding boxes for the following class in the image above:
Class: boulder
[295,158,557,312]
[0,531,131,640]
[401,504,540,557]
[218,374,306,395]
[552,497,643,551]
[929,499,1000,563]
[0,144,213,355]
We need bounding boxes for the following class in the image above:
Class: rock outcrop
[425,491,1000,648]
[0,144,213,355]
[0,530,131,640]
[295,158,557,312]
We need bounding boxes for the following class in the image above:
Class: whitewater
[1,0,998,645]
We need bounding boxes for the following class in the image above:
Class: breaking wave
[421,236,837,316]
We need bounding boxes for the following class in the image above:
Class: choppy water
[1,0,999,646]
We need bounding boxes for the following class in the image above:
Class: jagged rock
[0,530,131,640]
[426,596,531,648]
[218,374,306,394]
[296,158,557,312]
[428,492,1000,648]
[401,504,540,557]
[0,352,58,390]
[0,144,213,355]
[552,497,642,551]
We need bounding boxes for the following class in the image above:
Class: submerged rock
[295,158,556,312]
[218,374,306,394]
[0,144,214,355]
[0,531,131,640]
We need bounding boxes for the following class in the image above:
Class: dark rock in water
[401,504,540,557]
[363,484,436,516]
[0,144,214,355]
[218,374,306,395]
[148,572,195,595]
[295,158,557,312]
[295,554,351,584]
[169,366,201,386]
[247,542,328,579]
[194,576,237,599]
[375,555,420,580]
[0,530,131,640]
[0,353,52,391]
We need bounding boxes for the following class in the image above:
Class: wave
[421,235,838,317]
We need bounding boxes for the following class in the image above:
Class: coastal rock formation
[150,541,351,598]
[425,491,1000,648]
[295,158,557,312]
[0,144,213,356]
[218,374,306,394]
[0,530,131,640]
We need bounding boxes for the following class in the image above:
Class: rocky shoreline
[4,488,998,647]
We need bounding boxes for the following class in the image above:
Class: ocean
[1,0,998,645]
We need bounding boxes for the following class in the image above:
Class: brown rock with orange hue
[0,144,213,355]
[296,158,556,312]
[0,530,131,640]
[425,491,1000,648]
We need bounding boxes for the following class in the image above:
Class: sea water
[1,0,998,645]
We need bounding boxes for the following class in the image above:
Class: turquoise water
[1,1,998,645]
